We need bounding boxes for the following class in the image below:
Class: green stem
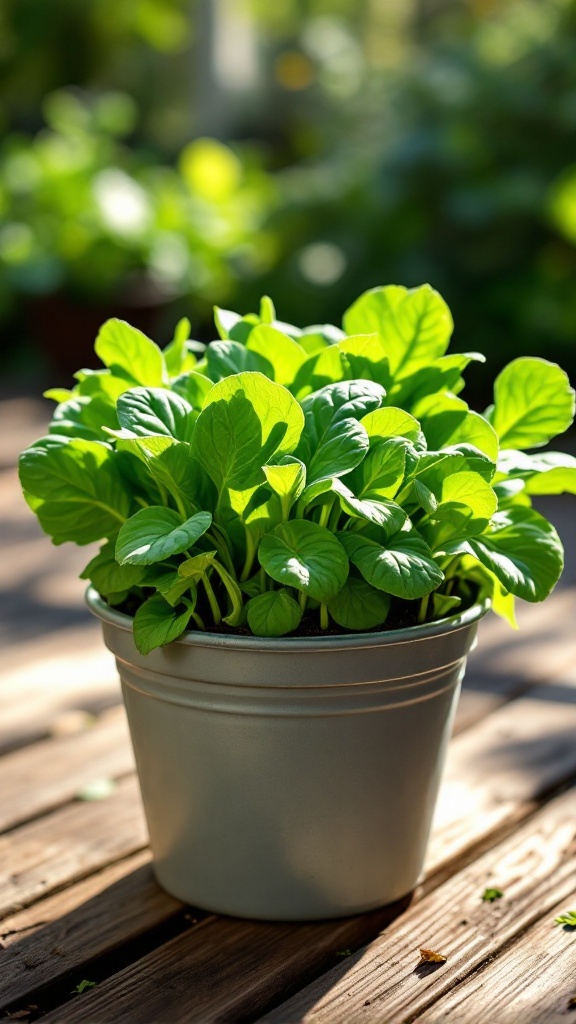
[259,566,267,592]
[417,593,430,625]
[240,528,256,582]
[327,501,342,533]
[173,490,190,521]
[299,591,307,614]
[318,499,333,529]
[212,561,243,626]
[209,524,235,576]
[320,603,329,630]
[191,611,205,630]
[202,574,221,626]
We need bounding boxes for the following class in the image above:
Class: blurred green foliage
[0,90,277,328]
[1,0,576,386]
[255,0,576,390]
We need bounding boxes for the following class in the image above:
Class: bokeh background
[2,0,576,400]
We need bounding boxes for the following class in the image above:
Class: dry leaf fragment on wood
[418,948,447,964]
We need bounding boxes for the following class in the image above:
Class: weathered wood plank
[34,687,576,1024]
[37,906,410,1024]
[0,631,119,755]
[0,706,133,833]
[260,786,576,1023]
[0,851,188,1010]
[414,889,576,1024]
[426,678,576,874]
[0,776,147,920]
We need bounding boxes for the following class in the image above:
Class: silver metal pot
[87,587,488,921]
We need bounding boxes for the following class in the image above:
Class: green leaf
[259,295,276,323]
[258,520,349,602]
[299,380,383,484]
[246,589,302,636]
[263,457,306,513]
[95,319,166,386]
[418,397,499,461]
[75,368,133,403]
[172,371,214,410]
[18,438,130,545]
[332,478,407,535]
[133,594,194,654]
[340,528,444,599]
[164,317,192,377]
[414,445,496,487]
[116,388,195,442]
[147,567,196,607]
[213,306,244,340]
[497,450,576,496]
[442,507,564,602]
[192,372,304,491]
[432,472,498,534]
[44,387,74,403]
[205,340,273,382]
[72,980,97,995]
[554,910,576,928]
[343,284,453,380]
[361,407,424,446]
[116,508,212,565]
[49,395,119,442]
[489,357,575,449]
[246,325,308,386]
[347,437,408,500]
[80,541,146,594]
[389,352,484,409]
[481,888,503,903]
[328,577,390,630]
[178,551,218,579]
[432,593,462,618]
[297,334,390,394]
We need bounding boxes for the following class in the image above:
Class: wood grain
[34,687,576,1024]
[0,851,186,1009]
[38,905,410,1024]
[426,677,576,874]
[0,706,133,833]
[0,631,120,755]
[414,888,576,1024]
[260,786,576,1022]
[0,776,147,919]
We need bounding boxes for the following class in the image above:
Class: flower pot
[87,587,488,921]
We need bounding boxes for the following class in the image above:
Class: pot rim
[86,586,491,654]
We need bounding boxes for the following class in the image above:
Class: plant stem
[202,574,221,625]
[417,593,430,625]
[212,561,243,625]
[173,491,190,521]
[318,500,332,529]
[191,611,205,630]
[240,528,256,582]
[320,603,329,630]
[299,591,307,615]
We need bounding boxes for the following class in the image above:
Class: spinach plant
[19,284,575,652]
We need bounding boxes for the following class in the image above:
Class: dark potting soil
[110,590,476,640]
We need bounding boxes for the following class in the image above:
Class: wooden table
[2,397,576,1023]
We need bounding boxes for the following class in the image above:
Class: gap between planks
[412,884,576,1024]
[36,781,576,1024]
[259,784,576,1023]
[6,675,576,1024]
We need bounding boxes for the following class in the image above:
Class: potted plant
[19,283,575,921]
